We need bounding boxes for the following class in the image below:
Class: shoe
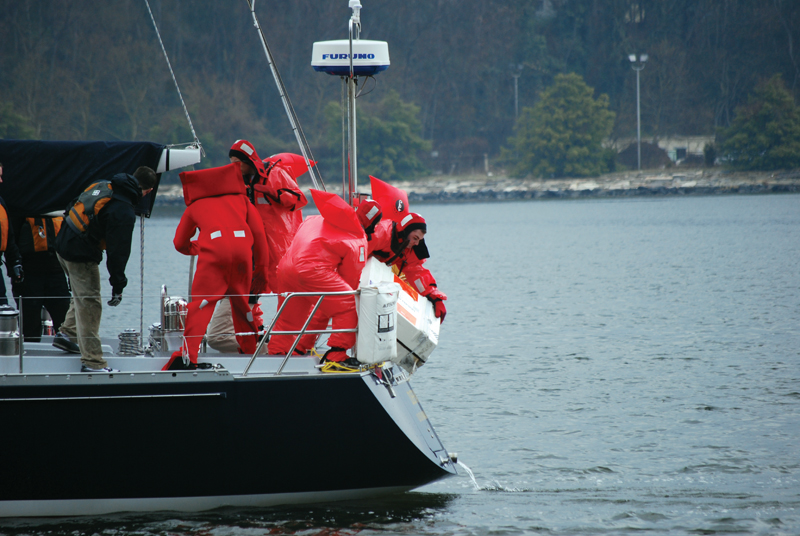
[53,332,80,354]
[81,365,119,373]
[342,357,362,368]
[321,347,348,363]
[163,351,195,371]
[321,348,362,369]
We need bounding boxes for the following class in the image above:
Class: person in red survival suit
[162,162,269,370]
[229,141,311,291]
[267,191,382,364]
[368,176,447,322]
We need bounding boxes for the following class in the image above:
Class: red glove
[251,266,268,296]
[426,288,447,323]
[251,302,264,330]
[433,299,447,322]
[427,288,447,302]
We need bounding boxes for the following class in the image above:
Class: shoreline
[154,168,800,206]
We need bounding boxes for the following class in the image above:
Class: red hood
[180,162,245,206]
[310,189,363,236]
[370,175,410,224]
[229,139,267,179]
[264,153,316,181]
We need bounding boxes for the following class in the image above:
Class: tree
[0,102,35,139]
[323,90,431,183]
[504,73,615,178]
[719,75,800,171]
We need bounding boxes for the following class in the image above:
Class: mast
[311,1,390,206]
[346,0,361,206]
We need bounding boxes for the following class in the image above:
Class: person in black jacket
[54,166,156,372]
[0,162,24,305]
[10,214,71,342]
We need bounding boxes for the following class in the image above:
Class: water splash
[456,461,481,490]
[456,461,531,492]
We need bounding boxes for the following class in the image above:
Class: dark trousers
[12,272,71,342]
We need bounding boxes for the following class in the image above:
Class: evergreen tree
[324,91,430,183]
[0,102,35,139]
[504,73,615,178]
[719,75,800,171]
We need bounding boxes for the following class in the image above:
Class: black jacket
[55,173,142,294]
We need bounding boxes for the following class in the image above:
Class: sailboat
[0,0,457,517]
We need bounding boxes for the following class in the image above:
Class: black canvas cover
[0,140,165,218]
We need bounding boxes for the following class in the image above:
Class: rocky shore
[154,168,800,206]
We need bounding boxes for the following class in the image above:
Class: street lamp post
[511,64,523,120]
[628,53,648,170]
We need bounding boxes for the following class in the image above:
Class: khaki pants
[57,254,106,369]
[206,298,266,354]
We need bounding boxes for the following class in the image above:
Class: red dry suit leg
[266,200,366,357]
[268,267,357,355]
[181,252,257,360]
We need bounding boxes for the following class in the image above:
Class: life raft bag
[19,216,63,254]
[65,181,114,243]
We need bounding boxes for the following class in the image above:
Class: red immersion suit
[267,190,367,356]
[252,153,311,292]
[164,163,269,368]
[368,176,438,297]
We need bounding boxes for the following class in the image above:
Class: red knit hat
[229,139,267,179]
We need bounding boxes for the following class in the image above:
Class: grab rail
[243,289,359,377]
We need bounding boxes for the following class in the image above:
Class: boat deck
[0,336,328,378]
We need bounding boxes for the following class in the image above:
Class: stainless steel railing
[243,290,359,377]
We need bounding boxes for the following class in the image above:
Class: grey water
[2,194,799,535]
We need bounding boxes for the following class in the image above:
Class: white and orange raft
[358,257,440,374]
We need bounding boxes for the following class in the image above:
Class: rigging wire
[143,0,204,156]
[356,75,378,98]
[140,214,145,350]
[245,0,325,192]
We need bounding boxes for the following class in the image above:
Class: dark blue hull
[0,364,456,516]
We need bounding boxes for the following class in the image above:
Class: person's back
[279,215,365,288]
[175,194,256,268]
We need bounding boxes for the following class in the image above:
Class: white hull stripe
[0,486,413,518]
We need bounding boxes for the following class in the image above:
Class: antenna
[311,1,390,205]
